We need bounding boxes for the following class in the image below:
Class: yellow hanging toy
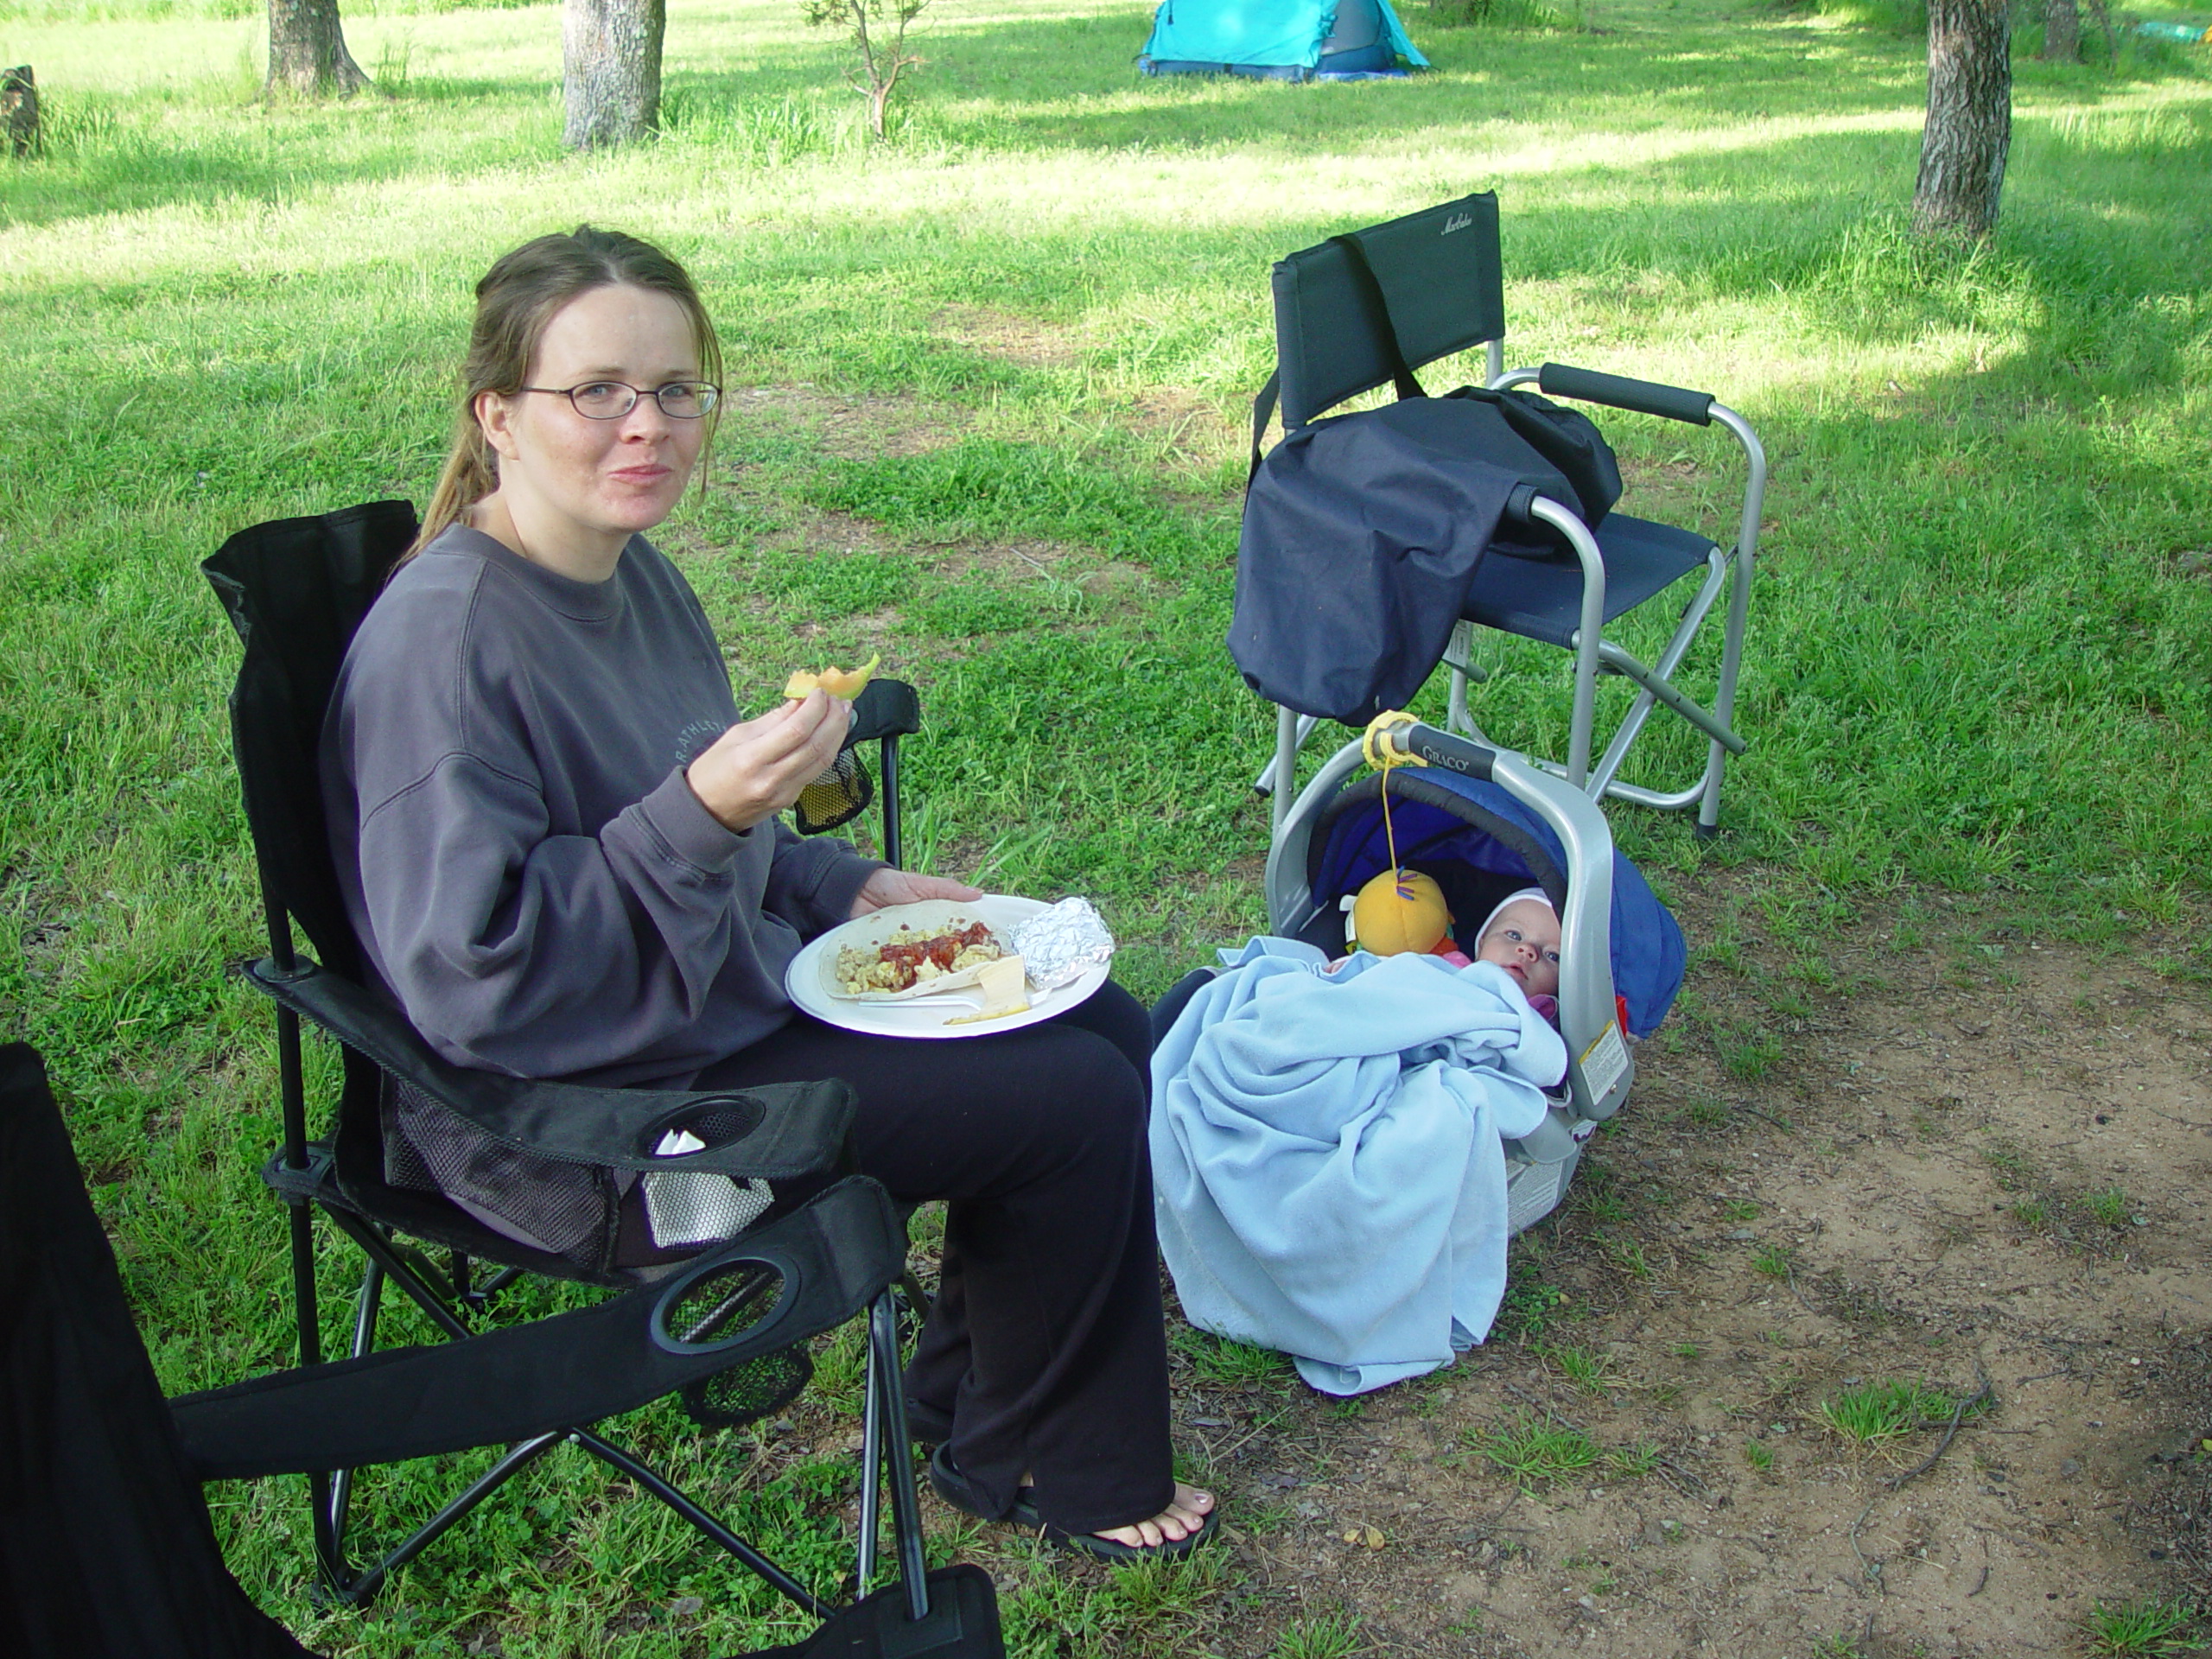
[1347,711,1451,957]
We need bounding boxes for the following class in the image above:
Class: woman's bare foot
[1091,1481,1215,1550]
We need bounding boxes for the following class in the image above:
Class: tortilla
[819,901,1011,1003]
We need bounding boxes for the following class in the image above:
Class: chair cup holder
[649,1250,792,1357]
[634,1095,764,1162]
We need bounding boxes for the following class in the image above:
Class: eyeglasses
[518,381,722,420]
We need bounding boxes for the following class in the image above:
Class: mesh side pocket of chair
[794,748,873,836]
[387,1077,612,1268]
[382,1086,441,1194]
[657,1255,817,1430]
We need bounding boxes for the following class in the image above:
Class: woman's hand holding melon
[685,692,851,832]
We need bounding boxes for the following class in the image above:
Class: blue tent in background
[1140,0,1430,81]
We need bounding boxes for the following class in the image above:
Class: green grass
[1170,1327,1294,1389]
[2087,1185,2136,1227]
[3,0,2210,1652]
[1604,1439,1660,1479]
[1537,1340,1612,1395]
[1269,1610,1365,1659]
[1462,1410,1603,1484]
[1751,1243,1796,1280]
[2083,1599,2207,1658]
[1818,1378,1986,1446]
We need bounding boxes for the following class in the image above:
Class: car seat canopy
[1305,766,1684,1038]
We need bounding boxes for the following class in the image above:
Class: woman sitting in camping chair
[321,226,1213,1561]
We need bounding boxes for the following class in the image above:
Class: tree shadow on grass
[0,79,553,233]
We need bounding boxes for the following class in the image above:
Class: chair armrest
[1536,362,1714,427]
[847,677,920,746]
[237,957,855,1180]
[173,1174,904,1479]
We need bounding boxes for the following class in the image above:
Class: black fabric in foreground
[0,1042,318,1659]
[172,1175,903,1480]
[742,1565,1004,1658]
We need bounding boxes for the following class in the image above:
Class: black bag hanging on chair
[1437,383,1622,553]
[1229,232,1624,726]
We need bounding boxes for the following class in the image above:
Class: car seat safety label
[1578,1020,1630,1106]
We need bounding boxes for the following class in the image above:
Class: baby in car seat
[1332,877,1562,1023]
[1471,887,1561,1020]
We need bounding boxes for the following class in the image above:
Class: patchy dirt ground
[887,873,2212,1657]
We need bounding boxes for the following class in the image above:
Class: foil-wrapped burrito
[1008,897,1116,991]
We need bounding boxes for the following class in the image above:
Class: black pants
[690,982,1170,1535]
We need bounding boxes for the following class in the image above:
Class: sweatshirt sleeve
[764,819,886,938]
[354,751,778,1078]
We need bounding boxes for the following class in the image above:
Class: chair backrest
[1272,191,1505,429]
[202,500,420,980]
[0,1042,320,1658]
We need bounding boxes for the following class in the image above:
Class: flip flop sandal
[927,1444,1219,1563]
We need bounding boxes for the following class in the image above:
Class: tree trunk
[3,66,39,158]
[563,0,664,150]
[1914,0,2012,240]
[267,0,369,96]
[2042,0,2078,62]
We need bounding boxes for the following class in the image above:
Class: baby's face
[1477,899,1562,999]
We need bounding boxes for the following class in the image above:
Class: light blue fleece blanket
[1149,938,1566,1395]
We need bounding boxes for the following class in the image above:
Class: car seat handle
[1370,716,1497,782]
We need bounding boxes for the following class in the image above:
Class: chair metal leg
[1582,552,1741,804]
[268,996,347,1587]
[872,1291,931,1623]
[858,1285,931,1615]
[858,1314,887,1597]
[324,1207,474,1340]
[1697,537,1757,836]
[323,1258,387,1563]
[1262,705,1316,835]
[882,734,903,870]
[1700,404,1767,835]
[321,1432,569,1607]
[1533,502,1611,791]
[575,1428,832,1618]
[1444,620,1493,744]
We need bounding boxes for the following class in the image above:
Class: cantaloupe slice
[783,653,880,702]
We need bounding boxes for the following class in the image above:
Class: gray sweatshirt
[321,524,881,1089]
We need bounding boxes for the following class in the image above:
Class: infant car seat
[1263,719,1685,1232]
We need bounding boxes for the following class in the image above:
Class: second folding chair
[1239,191,1767,838]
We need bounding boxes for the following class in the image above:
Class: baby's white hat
[1476,886,1554,943]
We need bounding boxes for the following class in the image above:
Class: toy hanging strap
[1359,710,1430,895]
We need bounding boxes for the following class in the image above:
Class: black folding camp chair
[1248,191,1768,837]
[197,502,969,1636]
[0,1040,1002,1659]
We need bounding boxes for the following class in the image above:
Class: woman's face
[474,283,707,562]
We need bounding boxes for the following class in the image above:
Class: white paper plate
[785,894,1112,1040]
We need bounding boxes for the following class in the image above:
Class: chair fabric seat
[1461,513,1717,649]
